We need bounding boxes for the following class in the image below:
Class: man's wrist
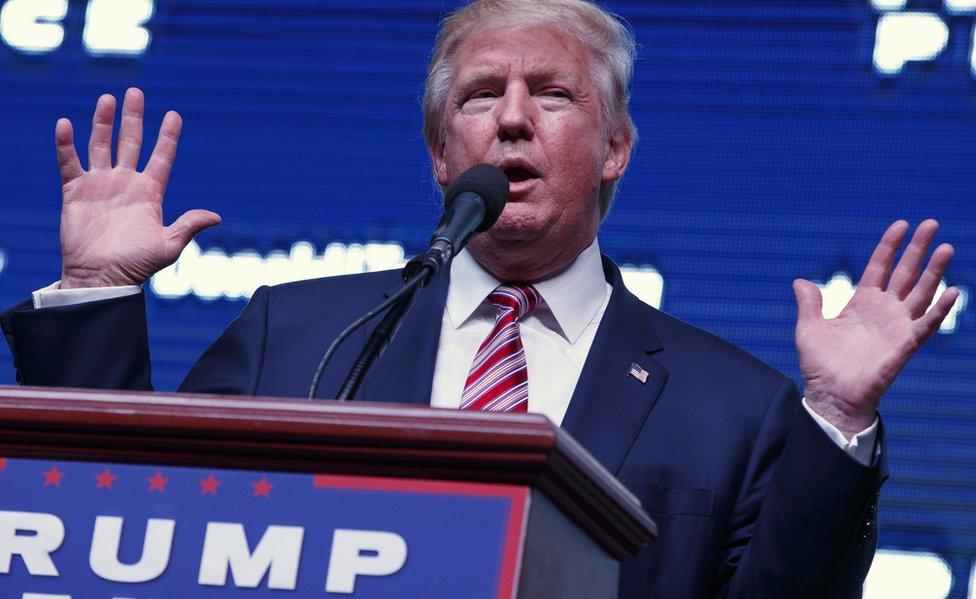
[804,393,877,440]
[61,273,122,289]
[802,398,879,466]
[60,262,147,289]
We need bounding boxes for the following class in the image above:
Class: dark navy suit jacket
[2,257,885,598]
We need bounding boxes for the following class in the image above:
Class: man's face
[431,24,631,275]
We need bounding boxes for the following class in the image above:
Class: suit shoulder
[262,269,402,306]
[644,305,792,391]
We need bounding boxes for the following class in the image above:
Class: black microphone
[309,164,508,401]
[404,164,508,281]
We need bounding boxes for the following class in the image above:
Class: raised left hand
[792,219,959,438]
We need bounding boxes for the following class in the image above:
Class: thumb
[792,279,823,323]
[166,209,221,250]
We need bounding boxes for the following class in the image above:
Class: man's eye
[541,89,570,99]
[469,90,497,100]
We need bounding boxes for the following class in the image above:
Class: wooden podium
[0,386,655,598]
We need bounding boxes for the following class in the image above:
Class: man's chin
[479,222,547,243]
[467,224,547,261]
[482,208,551,242]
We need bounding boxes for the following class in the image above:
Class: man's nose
[496,84,535,142]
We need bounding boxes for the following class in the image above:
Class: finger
[116,88,145,170]
[792,279,823,323]
[906,243,954,318]
[145,111,183,188]
[164,209,221,257]
[857,220,909,289]
[887,219,939,299]
[88,94,116,170]
[55,118,84,185]
[915,286,960,342]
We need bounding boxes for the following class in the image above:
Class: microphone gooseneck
[309,163,510,401]
[403,163,509,283]
[307,268,428,401]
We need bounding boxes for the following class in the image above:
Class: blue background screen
[0,1,973,595]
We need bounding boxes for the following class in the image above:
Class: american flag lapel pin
[628,363,649,384]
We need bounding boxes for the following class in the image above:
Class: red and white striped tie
[460,285,541,413]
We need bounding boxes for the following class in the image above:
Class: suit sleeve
[178,285,270,395]
[0,293,153,390]
[713,378,887,598]
[1,285,272,395]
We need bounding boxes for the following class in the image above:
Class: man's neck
[447,239,608,344]
[466,234,596,283]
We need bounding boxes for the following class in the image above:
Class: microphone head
[445,164,509,232]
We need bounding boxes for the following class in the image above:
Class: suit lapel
[353,254,669,474]
[359,269,450,407]
[561,257,668,475]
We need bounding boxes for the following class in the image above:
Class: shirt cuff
[32,281,142,309]
[802,397,879,466]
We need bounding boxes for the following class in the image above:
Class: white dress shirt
[430,241,612,426]
[34,239,878,464]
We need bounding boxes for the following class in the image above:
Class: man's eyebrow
[523,62,587,92]
[454,65,508,90]
[453,62,583,90]
[523,62,564,82]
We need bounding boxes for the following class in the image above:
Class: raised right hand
[57,87,221,289]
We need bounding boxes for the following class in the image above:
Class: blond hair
[422,0,637,216]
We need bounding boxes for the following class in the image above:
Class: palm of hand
[797,286,918,409]
[61,170,170,287]
[793,220,958,433]
[55,89,220,289]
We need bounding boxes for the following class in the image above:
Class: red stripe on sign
[496,487,529,599]
[312,473,523,498]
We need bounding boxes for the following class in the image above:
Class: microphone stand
[309,162,507,402]
[332,252,439,402]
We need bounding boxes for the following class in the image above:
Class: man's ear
[430,139,450,186]
[601,128,634,183]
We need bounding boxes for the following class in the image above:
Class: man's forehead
[454,61,568,84]
[450,27,591,85]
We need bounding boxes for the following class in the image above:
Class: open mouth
[503,166,539,183]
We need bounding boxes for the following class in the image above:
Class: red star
[199,473,222,495]
[147,470,170,493]
[251,476,274,498]
[42,465,65,487]
[95,468,117,490]
[0,457,6,471]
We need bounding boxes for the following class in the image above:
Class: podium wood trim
[0,385,655,560]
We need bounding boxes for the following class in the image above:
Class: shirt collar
[446,239,608,343]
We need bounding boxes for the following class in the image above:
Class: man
[0,0,960,596]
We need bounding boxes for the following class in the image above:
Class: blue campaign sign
[0,457,528,598]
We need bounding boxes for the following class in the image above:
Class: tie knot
[488,285,540,320]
